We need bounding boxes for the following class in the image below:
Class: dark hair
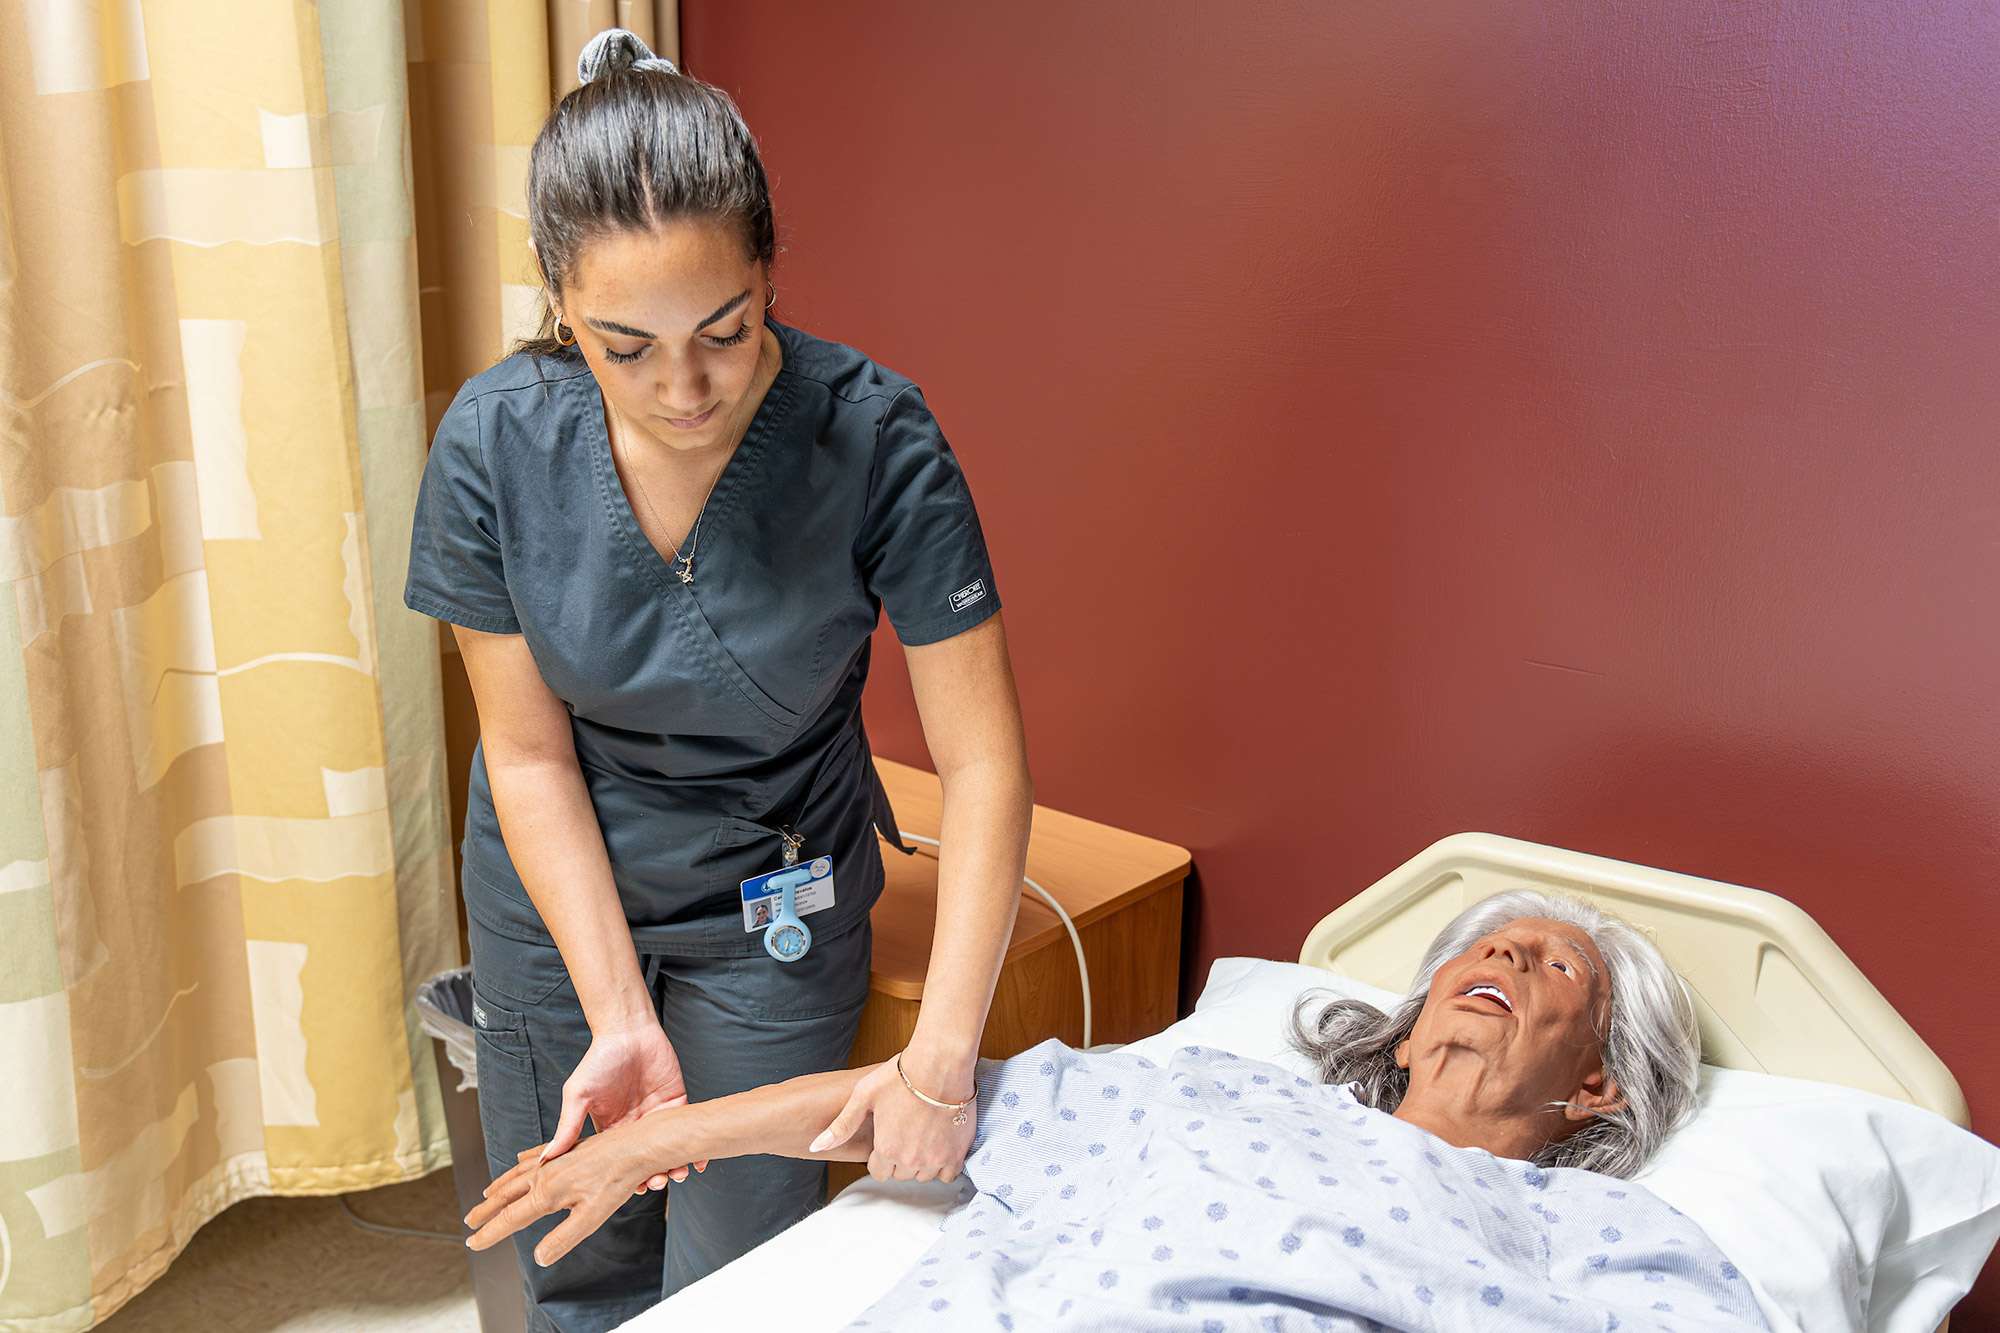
[509,29,777,366]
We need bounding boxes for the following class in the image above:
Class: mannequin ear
[1562,1067,1626,1123]
[1393,1040,1410,1071]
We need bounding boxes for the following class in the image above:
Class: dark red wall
[685,2,2000,1314]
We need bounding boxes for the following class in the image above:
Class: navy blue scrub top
[403,315,1001,957]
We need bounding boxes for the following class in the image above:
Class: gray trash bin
[415,967,528,1333]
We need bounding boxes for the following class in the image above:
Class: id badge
[741,856,836,932]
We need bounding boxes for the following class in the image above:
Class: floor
[97,1168,482,1332]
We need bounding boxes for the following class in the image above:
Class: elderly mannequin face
[1392,917,1625,1158]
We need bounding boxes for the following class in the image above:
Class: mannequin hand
[466,1119,690,1265]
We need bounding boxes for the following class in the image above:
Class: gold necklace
[611,332,777,584]
[613,413,729,585]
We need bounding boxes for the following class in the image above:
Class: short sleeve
[855,384,1001,646]
[403,388,522,634]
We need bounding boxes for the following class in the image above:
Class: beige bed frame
[1297,832,1969,1127]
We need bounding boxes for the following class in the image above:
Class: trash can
[415,967,528,1333]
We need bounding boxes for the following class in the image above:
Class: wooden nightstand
[829,759,1192,1194]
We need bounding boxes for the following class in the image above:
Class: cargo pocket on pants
[468,976,548,1153]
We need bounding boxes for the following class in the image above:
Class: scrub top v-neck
[404,315,1002,957]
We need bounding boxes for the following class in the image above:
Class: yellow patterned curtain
[0,2,674,1326]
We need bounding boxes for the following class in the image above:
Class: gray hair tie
[577,28,678,84]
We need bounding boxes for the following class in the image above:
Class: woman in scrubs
[403,29,1031,1330]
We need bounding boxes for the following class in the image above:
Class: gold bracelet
[894,1052,973,1125]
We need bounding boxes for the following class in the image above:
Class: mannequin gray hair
[1290,889,1701,1179]
[510,27,777,367]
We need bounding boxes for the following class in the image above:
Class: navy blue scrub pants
[466,899,873,1332]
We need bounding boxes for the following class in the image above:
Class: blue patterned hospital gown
[848,1041,1767,1331]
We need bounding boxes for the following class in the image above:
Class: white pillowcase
[1129,956,2000,1333]
[1122,955,1399,1072]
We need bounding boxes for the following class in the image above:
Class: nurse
[403,28,1032,1331]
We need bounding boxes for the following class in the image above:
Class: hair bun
[577,28,678,84]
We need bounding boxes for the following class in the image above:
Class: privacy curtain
[0,2,675,1326]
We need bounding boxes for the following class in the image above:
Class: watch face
[769,923,808,961]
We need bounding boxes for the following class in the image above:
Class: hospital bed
[623,833,1995,1333]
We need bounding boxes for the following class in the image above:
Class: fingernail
[808,1131,831,1152]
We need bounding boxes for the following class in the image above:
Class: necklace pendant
[676,556,695,584]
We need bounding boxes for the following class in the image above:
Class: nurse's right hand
[540,1025,709,1192]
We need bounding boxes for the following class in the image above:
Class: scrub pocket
[466,972,548,1149]
[463,894,579,1163]
[727,915,874,1023]
[653,918,874,1102]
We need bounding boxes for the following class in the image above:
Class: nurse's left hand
[810,1051,974,1183]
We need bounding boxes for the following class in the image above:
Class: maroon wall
[685,2,1999,1313]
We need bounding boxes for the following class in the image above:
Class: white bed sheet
[617,1175,964,1332]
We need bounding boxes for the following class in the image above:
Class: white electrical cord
[896,830,1092,1050]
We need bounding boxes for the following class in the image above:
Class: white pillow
[1122,955,1395,1073]
[1637,1065,2000,1333]
[1132,956,2000,1333]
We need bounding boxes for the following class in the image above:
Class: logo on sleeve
[949,579,987,613]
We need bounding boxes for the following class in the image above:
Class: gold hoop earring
[765,282,777,311]
[554,320,576,346]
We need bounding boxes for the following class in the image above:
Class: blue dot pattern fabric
[847,1041,1767,1331]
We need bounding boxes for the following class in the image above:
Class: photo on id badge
[741,856,836,931]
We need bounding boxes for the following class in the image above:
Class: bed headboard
[1297,832,1969,1128]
